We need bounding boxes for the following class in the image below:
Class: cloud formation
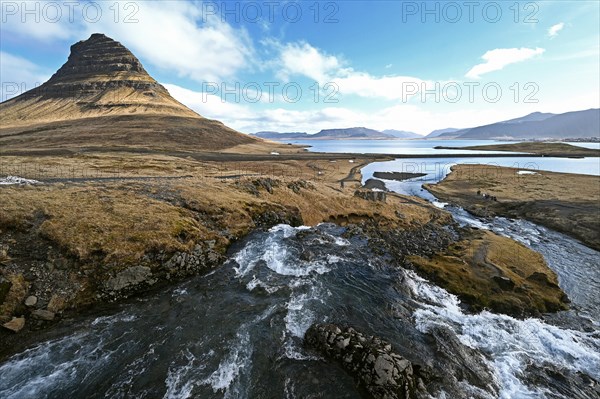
[465,47,545,79]
[2,1,254,82]
[548,22,565,38]
[274,41,428,101]
[0,52,50,101]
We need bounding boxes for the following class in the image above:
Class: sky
[1,0,599,135]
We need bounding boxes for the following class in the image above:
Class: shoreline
[424,164,600,251]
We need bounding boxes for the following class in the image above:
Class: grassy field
[435,142,600,157]
[0,154,572,347]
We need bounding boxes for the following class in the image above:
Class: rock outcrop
[305,323,426,399]
[354,189,387,202]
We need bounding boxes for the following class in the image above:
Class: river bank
[424,164,600,250]
[434,142,600,157]
[0,152,570,362]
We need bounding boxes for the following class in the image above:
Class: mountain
[381,129,422,139]
[251,131,309,140]
[499,112,556,124]
[312,127,392,139]
[252,127,398,140]
[425,128,461,138]
[0,33,259,152]
[431,110,599,140]
[457,109,599,140]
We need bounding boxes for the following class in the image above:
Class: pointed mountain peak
[1,33,200,124]
[49,33,149,82]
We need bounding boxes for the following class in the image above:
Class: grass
[425,164,600,250]
[408,229,568,316]
[435,142,600,157]
[0,154,569,327]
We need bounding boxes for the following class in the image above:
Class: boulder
[31,309,55,321]
[305,323,422,399]
[3,317,25,333]
[105,266,152,292]
[24,295,38,307]
[354,189,387,202]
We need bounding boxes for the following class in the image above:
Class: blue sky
[1,0,599,134]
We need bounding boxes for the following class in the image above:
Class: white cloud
[0,1,81,42]
[276,41,341,82]
[2,1,254,82]
[548,22,565,38]
[164,82,526,135]
[273,41,428,101]
[91,2,254,82]
[163,83,254,121]
[465,47,545,79]
[0,52,50,101]
[332,72,428,100]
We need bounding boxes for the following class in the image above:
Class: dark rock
[105,266,153,292]
[527,272,559,288]
[493,276,515,291]
[0,279,12,305]
[373,172,427,182]
[31,309,55,321]
[427,326,499,395]
[362,179,388,191]
[287,180,315,193]
[305,323,423,399]
[354,189,387,202]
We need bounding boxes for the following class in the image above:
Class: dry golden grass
[408,229,568,316]
[437,142,600,157]
[425,164,600,249]
[0,185,213,263]
[0,154,438,266]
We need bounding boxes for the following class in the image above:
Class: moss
[408,229,569,318]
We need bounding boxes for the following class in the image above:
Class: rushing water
[1,140,599,398]
[1,223,599,399]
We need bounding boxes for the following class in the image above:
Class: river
[1,140,599,398]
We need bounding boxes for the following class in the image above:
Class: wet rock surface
[305,323,424,399]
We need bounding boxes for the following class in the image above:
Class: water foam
[406,271,600,398]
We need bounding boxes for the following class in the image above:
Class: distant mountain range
[254,109,599,142]
[425,128,461,138]
[381,129,422,139]
[429,110,599,140]
[252,127,421,140]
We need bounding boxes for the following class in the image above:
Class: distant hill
[0,33,260,152]
[312,127,391,139]
[432,110,599,140]
[251,131,308,140]
[381,129,422,139]
[252,127,422,140]
[499,112,555,125]
[425,128,461,138]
